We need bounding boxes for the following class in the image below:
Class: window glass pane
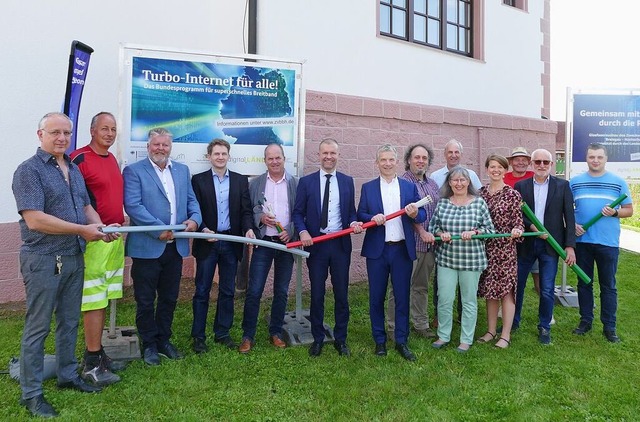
[447,0,457,23]
[380,4,391,33]
[428,0,440,17]
[415,0,427,14]
[392,0,406,7]
[446,23,457,49]
[427,17,440,45]
[459,1,468,26]
[414,15,426,42]
[392,9,407,37]
[458,27,467,52]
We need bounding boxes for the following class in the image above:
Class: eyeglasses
[532,160,551,166]
[41,129,73,138]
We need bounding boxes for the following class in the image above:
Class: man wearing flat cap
[504,147,534,188]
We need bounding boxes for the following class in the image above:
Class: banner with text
[571,93,640,181]
[120,47,302,176]
[63,40,93,153]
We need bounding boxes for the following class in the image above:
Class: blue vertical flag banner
[63,40,94,153]
[120,46,303,176]
[569,91,640,181]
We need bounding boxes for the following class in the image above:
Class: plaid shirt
[428,197,494,271]
[400,171,439,253]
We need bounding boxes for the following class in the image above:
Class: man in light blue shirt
[570,142,633,343]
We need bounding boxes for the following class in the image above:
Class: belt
[385,240,405,246]
[217,230,232,235]
[263,235,283,243]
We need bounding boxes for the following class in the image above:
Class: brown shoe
[270,335,286,349]
[238,338,253,354]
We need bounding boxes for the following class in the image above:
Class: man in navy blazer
[190,139,254,354]
[358,145,426,361]
[514,148,576,345]
[292,138,363,357]
[123,128,201,365]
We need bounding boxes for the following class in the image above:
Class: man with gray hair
[123,127,201,365]
[13,112,112,417]
[358,144,426,361]
[430,139,482,189]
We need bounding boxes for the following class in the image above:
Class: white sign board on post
[118,44,304,176]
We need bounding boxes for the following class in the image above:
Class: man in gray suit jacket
[123,128,201,365]
[239,144,298,353]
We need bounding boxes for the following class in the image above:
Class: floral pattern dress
[478,185,524,299]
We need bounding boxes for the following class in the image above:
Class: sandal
[476,332,496,343]
[495,337,511,349]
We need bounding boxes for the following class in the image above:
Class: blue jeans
[131,243,182,349]
[515,239,558,331]
[241,243,294,340]
[19,253,84,399]
[192,240,238,340]
[576,242,619,331]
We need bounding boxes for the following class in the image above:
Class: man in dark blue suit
[123,128,202,365]
[514,148,576,345]
[292,138,363,357]
[357,144,426,361]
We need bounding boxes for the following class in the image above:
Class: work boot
[81,353,121,386]
[100,348,128,372]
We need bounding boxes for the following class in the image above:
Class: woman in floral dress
[477,155,524,349]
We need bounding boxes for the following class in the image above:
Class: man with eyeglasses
[12,112,116,417]
[513,149,576,345]
[570,143,633,343]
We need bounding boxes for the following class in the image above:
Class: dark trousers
[576,242,619,331]
[368,242,412,345]
[307,238,351,343]
[131,243,182,350]
[192,240,238,340]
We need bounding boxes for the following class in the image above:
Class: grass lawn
[1,250,639,421]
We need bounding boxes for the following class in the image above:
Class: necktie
[321,174,331,229]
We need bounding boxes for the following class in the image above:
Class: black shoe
[214,336,238,349]
[308,341,323,357]
[100,349,127,372]
[20,394,58,418]
[538,328,551,345]
[143,346,161,366]
[572,321,592,335]
[193,337,208,354]
[333,341,350,356]
[81,354,121,386]
[158,342,184,360]
[375,342,387,356]
[395,343,416,362]
[604,330,621,343]
[57,377,103,393]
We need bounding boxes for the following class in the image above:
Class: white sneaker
[550,315,556,325]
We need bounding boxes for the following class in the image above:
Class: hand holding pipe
[581,193,628,231]
[286,195,433,249]
[173,232,310,258]
[520,202,591,284]
[434,232,544,241]
[100,224,187,233]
